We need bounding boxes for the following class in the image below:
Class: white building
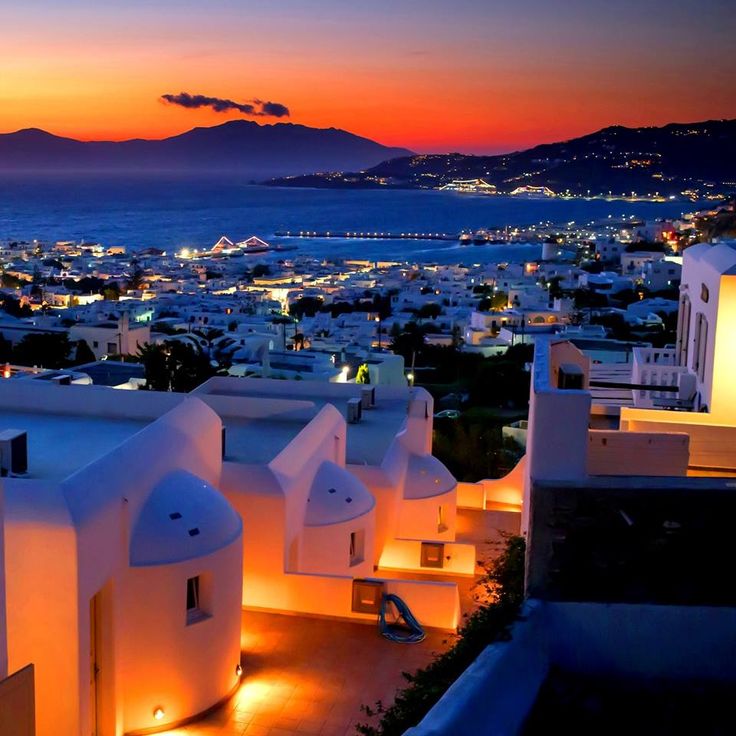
[0,374,473,735]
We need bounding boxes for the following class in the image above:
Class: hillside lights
[153,707,165,721]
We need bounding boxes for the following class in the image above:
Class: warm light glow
[235,663,243,677]
[1,5,732,153]
[153,707,165,721]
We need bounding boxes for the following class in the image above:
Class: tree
[1,296,32,318]
[136,343,169,391]
[103,284,121,301]
[289,296,323,319]
[0,333,12,362]
[355,363,371,384]
[73,339,96,365]
[13,333,72,368]
[478,291,508,311]
[252,264,271,278]
[127,258,145,290]
[416,303,442,321]
[136,340,216,392]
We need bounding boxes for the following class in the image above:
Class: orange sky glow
[1,1,734,154]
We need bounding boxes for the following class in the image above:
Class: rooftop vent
[557,363,584,390]
[0,429,28,476]
[347,397,362,424]
[169,512,182,520]
[188,528,200,537]
[360,386,376,409]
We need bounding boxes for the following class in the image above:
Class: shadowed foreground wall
[0,664,35,736]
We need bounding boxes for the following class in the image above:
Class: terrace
[194,378,413,466]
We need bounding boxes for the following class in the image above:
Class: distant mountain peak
[0,120,413,177]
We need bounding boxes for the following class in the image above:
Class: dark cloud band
[161,92,289,118]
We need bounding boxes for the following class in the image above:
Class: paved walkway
[162,610,450,736]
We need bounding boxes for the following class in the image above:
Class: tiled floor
[162,610,451,736]
[163,509,520,736]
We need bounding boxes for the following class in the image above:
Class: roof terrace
[0,409,148,481]
[195,378,412,466]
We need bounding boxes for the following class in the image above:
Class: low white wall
[0,379,182,421]
[456,481,485,510]
[587,430,689,476]
[621,413,736,471]
[247,571,460,630]
[378,538,476,576]
[405,601,548,736]
[408,600,736,736]
[200,393,317,422]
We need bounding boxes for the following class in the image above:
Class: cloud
[161,92,290,118]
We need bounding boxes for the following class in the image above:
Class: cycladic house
[0,374,471,735]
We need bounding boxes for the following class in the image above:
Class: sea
[0,173,694,266]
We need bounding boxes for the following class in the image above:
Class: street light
[375,315,382,351]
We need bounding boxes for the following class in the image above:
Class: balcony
[631,347,693,409]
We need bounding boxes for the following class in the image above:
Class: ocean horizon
[0,173,694,265]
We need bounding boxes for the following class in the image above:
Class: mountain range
[0,120,412,178]
[269,119,736,197]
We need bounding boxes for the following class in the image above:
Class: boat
[509,185,556,198]
[237,236,272,254]
[440,178,497,195]
[472,229,490,244]
[458,230,473,245]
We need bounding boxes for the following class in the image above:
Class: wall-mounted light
[236,663,243,677]
[153,707,165,721]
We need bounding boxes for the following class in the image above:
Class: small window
[186,576,199,611]
[93,341,99,348]
[106,342,116,354]
[437,505,448,533]
[349,530,365,567]
[421,542,445,569]
[186,575,210,625]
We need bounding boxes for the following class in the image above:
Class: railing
[631,347,689,405]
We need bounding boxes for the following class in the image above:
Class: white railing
[631,347,689,406]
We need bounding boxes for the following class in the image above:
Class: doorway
[89,586,113,736]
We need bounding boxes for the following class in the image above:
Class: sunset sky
[1,0,734,154]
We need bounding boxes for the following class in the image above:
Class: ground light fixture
[153,707,165,720]
[236,663,243,677]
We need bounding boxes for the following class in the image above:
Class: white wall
[120,540,243,732]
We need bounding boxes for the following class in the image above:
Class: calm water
[0,174,692,265]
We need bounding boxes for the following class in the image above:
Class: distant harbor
[275,230,457,241]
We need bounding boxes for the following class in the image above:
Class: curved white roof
[404,454,456,500]
[130,469,242,566]
[304,461,374,527]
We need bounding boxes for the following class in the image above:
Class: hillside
[0,120,413,178]
[269,119,736,197]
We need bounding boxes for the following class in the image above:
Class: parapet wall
[527,476,736,605]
